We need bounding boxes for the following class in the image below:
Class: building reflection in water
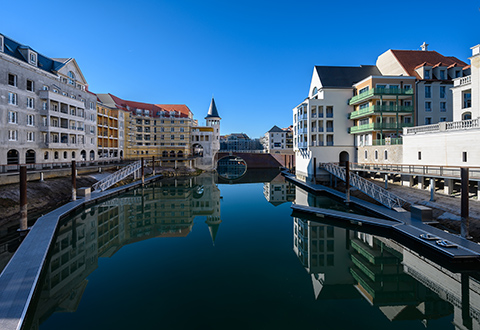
[217,156,247,180]
[263,173,295,206]
[25,173,222,330]
[292,190,480,329]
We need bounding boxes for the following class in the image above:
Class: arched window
[89,150,95,160]
[374,150,378,160]
[7,149,19,164]
[162,151,168,158]
[170,151,176,158]
[44,151,49,160]
[462,112,472,120]
[72,151,76,159]
[26,150,35,164]
[63,151,68,159]
[364,150,368,159]
[54,151,59,160]
[384,150,388,160]
[177,151,184,158]
[312,87,318,96]
[81,150,86,161]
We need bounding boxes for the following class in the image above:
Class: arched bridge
[216,152,292,169]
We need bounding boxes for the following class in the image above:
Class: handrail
[92,160,142,192]
[320,162,406,209]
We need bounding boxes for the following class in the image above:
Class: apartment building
[292,65,380,182]
[264,125,293,154]
[0,33,97,165]
[402,44,480,167]
[349,75,416,164]
[96,100,125,160]
[376,44,468,126]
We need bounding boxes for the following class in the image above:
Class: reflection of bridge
[216,152,286,169]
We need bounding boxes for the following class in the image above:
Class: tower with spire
[205,97,221,155]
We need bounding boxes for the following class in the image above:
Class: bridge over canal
[215,151,294,169]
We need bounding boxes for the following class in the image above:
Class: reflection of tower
[205,97,221,155]
[206,216,222,246]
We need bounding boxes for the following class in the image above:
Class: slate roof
[315,65,382,88]
[268,125,284,133]
[206,97,220,119]
[389,50,468,79]
[1,33,64,74]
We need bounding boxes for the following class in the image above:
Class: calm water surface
[25,172,478,329]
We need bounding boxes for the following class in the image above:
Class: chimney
[420,42,429,51]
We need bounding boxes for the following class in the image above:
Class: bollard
[430,178,435,202]
[71,160,77,201]
[141,157,145,185]
[345,160,350,204]
[152,156,156,176]
[19,166,28,234]
[39,172,44,182]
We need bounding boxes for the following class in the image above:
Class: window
[26,80,34,92]
[68,71,75,85]
[27,97,34,109]
[8,73,17,87]
[27,132,34,142]
[42,85,49,91]
[359,86,369,94]
[463,152,467,162]
[440,86,446,98]
[180,135,184,140]
[29,52,37,65]
[42,101,47,110]
[404,84,412,90]
[463,92,472,108]
[384,150,388,160]
[171,135,175,140]
[418,151,421,160]
[424,70,430,79]
[63,151,68,159]
[180,127,184,132]
[44,151,49,160]
[462,112,472,120]
[440,70,446,80]
[425,102,431,112]
[375,150,378,160]
[8,111,17,124]
[171,127,175,132]
[425,86,431,98]
[440,102,446,112]
[54,151,59,159]
[0,35,3,52]
[440,117,447,122]
[364,150,368,159]
[8,130,18,141]
[27,114,35,126]
[425,117,432,125]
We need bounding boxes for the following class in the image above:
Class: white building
[264,125,292,154]
[402,44,480,167]
[0,34,97,165]
[292,65,381,182]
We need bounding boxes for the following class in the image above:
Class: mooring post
[345,160,350,204]
[71,160,77,201]
[152,156,156,176]
[461,167,469,238]
[39,172,44,182]
[461,274,472,329]
[141,157,145,185]
[430,178,435,202]
[19,166,28,234]
[384,174,388,190]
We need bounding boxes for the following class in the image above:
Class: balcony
[348,88,414,105]
[372,138,403,145]
[349,105,414,119]
[349,122,414,134]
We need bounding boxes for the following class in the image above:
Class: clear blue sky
[1,0,479,137]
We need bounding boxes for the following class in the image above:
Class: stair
[92,161,142,192]
[320,163,406,210]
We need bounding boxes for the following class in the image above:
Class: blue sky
[1,0,479,137]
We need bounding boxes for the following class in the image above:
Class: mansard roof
[315,65,382,88]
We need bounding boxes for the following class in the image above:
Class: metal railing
[349,105,414,119]
[320,162,406,209]
[349,88,414,105]
[92,160,142,192]
[349,162,480,180]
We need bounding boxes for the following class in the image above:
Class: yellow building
[96,101,125,160]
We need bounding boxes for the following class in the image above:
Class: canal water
[24,171,479,329]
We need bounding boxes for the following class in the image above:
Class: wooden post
[384,174,388,190]
[345,160,350,204]
[71,160,77,201]
[19,166,28,233]
[461,168,469,238]
[141,157,145,185]
[430,178,435,202]
[152,156,156,176]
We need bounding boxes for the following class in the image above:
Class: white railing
[405,118,480,135]
[92,160,142,192]
[454,75,471,87]
[321,163,406,209]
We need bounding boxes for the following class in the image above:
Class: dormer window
[424,69,430,79]
[440,70,445,80]
[68,71,76,85]
[29,51,37,66]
